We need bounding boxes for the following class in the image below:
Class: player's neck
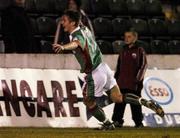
[70,26,80,34]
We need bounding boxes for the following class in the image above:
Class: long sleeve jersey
[115,43,147,91]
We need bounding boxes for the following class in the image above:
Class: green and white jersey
[71,26,102,73]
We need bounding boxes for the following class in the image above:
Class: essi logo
[143,77,173,105]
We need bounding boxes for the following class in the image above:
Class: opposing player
[53,10,164,130]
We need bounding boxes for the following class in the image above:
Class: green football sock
[123,93,141,105]
[90,105,106,122]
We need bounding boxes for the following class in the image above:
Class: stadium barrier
[0,54,179,127]
[0,54,180,69]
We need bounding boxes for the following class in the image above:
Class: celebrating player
[53,10,164,130]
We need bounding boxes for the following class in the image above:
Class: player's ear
[71,21,75,26]
[133,35,138,43]
[133,37,137,43]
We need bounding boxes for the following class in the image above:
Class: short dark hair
[125,27,138,37]
[63,10,81,26]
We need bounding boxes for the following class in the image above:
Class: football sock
[89,105,106,122]
[123,93,142,105]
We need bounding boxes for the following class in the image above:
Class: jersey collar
[69,26,80,41]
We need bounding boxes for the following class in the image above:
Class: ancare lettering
[0,80,80,117]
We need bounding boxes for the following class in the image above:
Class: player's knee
[111,93,123,103]
[110,85,123,103]
[83,97,96,109]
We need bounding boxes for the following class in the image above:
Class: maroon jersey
[115,44,147,91]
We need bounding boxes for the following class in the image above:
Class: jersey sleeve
[72,35,86,50]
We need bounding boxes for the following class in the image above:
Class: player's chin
[125,42,130,45]
[64,28,68,32]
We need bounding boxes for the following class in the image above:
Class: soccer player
[53,10,164,130]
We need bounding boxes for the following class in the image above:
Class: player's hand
[52,43,64,53]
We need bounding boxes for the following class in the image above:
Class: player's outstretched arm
[52,40,79,53]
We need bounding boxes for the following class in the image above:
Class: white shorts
[83,63,117,97]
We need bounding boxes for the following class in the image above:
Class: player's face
[124,32,137,45]
[61,15,75,33]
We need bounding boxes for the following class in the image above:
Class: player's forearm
[62,41,79,51]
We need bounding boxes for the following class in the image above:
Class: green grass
[0,127,179,138]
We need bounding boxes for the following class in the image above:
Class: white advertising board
[0,68,179,127]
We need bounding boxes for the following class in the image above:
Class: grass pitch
[0,127,179,138]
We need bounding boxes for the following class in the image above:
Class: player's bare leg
[109,85,123,103]
[109,85,164,117]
